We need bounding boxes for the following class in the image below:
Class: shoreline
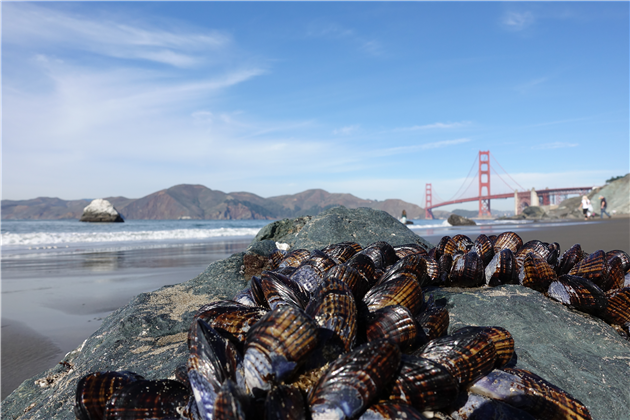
[1,239,252,400]
[2,216,628,400]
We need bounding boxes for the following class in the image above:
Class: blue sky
[3,2,628,211]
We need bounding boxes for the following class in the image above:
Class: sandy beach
[2,217,628,400]
[1,239,251,399]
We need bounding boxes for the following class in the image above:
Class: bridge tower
[478,151,491,218]
[425,183,434,219]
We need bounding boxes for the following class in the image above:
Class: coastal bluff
[3,207,630,420]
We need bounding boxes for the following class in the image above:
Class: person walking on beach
[599,196,612,218]
[581,196,591,220]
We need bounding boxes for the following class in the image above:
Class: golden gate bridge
[424,151,594,219]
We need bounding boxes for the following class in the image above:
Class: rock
[521,205,547,219]
[253,206,433,250]
[3,206,630,420]
[428,285,630,420]
[79,199,124,223]
[447,213,476,226]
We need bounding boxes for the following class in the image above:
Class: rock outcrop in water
[79,199,124,223]
[2,206,629,420]
[447,213,476,226]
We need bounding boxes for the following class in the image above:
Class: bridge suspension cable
[490,152,526,192]
[439,154,478,204]
[491,167,520,194]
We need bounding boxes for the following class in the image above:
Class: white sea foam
[1,227,261,247]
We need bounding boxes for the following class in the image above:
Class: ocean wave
[1,227,262,247]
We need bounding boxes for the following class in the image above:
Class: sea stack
[79,199,124,223]
[447,214,476,226]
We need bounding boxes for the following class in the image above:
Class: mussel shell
[279,249,311,268]
[473,234,495,267]
[546,242,561,268]
[452,234,474,253]
[195,301,268,344]
[303,250,337,274]
[188,368,220,419]
[75,371,144,420]
[346,253,377,289]
[434,236,452,261]
[416,329,497,387]
[250,276,270,309]
[265,384,307,420]
[440,237,459,258]
[518,252,557,293]
[606,250,630,272]
[269,249,287,271]
[362,241,399,270]
[485,249,518,287]
[493,231,523,254]
[290,264,325,294]
[325,264,371,301]
[232,287,258,307]
[388,354,458,411]
[213,379,250,420]
[556,244,584,275]
[516,240,551,269]
[363,274,424,316]
[243,305,318,394]
[365,305,419,351]
[188,319,241,385]
[606,256,626,291]
[308,340,401,420]
[470,368,593,420]
[421,256,440,285]
[393,244,428,259]
[437,254,453,285]
[448,251,485,287]
[305,277,357,352]
[321,241,362,264]
[415,295,449,342]
[359,402,427,420]
[601,287,630,325]
[569,250,614,291]
[377,255,429,287]
[261,271,309,310]
[445,391,536,420]
[452,326,514,368]
[547,275,607,315]
[103,379,189,420]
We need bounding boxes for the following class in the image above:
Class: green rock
[254,206,433,250]
[428,285,630,420]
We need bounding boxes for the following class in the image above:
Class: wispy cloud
[4,3,230,68]
[501,11,535,32]
[333,125,359,135]
[531,142,579,150]
[374,138,472,157]
[390,121,470,132]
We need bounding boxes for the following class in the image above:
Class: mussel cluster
[74,232,630,420]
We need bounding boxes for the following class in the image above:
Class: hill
[1,185,425,221]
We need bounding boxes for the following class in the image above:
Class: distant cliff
[1,184,425,221]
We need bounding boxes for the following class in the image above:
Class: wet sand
[2,217,628,400]
[419,216,630,253]
[1,239,250,399]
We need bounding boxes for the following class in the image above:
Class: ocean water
[1,219,269,258]
[1,217,537,258]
